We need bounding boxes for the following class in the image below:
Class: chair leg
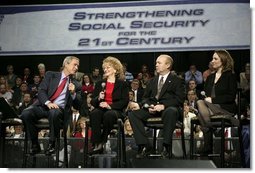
[121,125,126,167]
[180,124,187,159]
[22,126,28,168]
[84,121,89,168]
[63,129,68,168]
[117,119,121,168]
[0,122,5,168]
[152,129,157,152]
[190,120,195,159]
[55,138,60,168]
[220,119,225,168]
[238,123,246,167]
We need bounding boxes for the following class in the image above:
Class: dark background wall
[0,50,250,79]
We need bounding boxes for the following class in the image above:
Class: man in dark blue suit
[20,56,82,154]
[129,54,185,159]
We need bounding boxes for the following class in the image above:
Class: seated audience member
[11,76,22,94]
[37,63,46,80]
[0,83,13,104]
[81,74,94,94]
[125,90,135,114]
[80,92,94,117]
[71,117,92,167]
[186,89,198,114]
[203,62,215,82]
[187,79,202,99]
[9,125,25,139]
[12,82,29,110]
[239,62,250,114]
[124,118,134,137]
[22,67,33,85]
[183,101,197,135]
[90,67,102,84]
[185,64,203,85]
[70,107,82,137]
[28,74,41,100]
[130,79,144,103]
[122,62,134,83]
[5,65,18,89]
[17,92,33,114]
[74,71,85,83]
[73,117,91,138]
[0,75,10,90]
[140,64,152,79]
[128,54,185,159]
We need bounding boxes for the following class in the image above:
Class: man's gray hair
[62,56,79,67]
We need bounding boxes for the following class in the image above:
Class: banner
[0,0,251,55]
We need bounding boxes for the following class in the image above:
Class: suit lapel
[113,79,120,93]
[152,76,159,97]
[49,72,62,97]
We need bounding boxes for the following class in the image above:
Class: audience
[0,52,249,168]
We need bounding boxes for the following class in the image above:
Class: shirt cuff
[45,100,51,105]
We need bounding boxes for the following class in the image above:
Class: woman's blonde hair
[76,117,88,132]
[102,56,125,80]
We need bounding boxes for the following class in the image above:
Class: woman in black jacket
[89,56,129,154]
[197,49,237,154]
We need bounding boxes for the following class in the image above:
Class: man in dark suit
[70,106,82,136]
[130,79,144,103]
[129,54,185,159]
[20,56,82,154]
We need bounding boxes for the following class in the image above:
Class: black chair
[0,98,22,167]
[145,117,187,159]
[0,117,23,167]
[190,89,244,168]
[22,118,69,168]
[84,118,126,168]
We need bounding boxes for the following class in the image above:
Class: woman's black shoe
[89,143,104,155]
[89,147,104,155]
[31,143,41,154]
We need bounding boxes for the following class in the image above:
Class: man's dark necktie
[155,76,164,99]
[50,77,68,102]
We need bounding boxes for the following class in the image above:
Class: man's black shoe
[136,146,152,159]
[31,143,41,154]
[198,148,212,156]
[89,143,104,155]
[161,146,171,159]
[45,143,55,155]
